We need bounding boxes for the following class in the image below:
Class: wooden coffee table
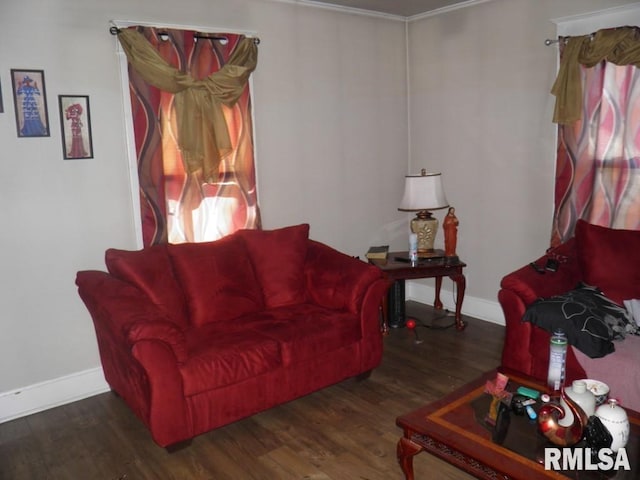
[396,369,640,479]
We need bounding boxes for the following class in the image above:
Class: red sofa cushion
[105,245,188,327]
[180,328,281,396]
[244,304,361,366]
[575,220,640,304]
[167,234,264,327]
[239,224,310,308]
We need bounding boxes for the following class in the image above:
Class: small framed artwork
[10,69,50,137]
[58,95,93,159]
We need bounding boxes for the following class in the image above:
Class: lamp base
[411,211,439,253]
[393,250,444,263]
[418,249,445,260]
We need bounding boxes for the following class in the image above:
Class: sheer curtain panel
[117,26,261,245]
[551,27,640,245]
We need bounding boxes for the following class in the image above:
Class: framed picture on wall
[10,69,50,137]
[0,79,4,113]
[58,95,93,159]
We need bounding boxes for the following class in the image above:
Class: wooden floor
[0,302,505,480]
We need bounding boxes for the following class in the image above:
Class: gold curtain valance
[551,27,640,125]
[117,28,258,182]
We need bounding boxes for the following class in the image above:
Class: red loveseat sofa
[499,220,640,409]
[76,224,389,448]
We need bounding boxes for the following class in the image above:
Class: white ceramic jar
[595,399,630,452]
[558,380,596,427]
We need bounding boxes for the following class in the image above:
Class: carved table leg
[434,276,444,310]
[380,301,389,335]
[397,436,424,480]
[450,273,466,330]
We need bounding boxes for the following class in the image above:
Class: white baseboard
[406,280,505,326]
[0,284,503,424]
[0,367,110,423]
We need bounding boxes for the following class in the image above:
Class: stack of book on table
[365,245,389,260]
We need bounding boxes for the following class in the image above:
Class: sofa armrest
[304,240,387,313]
[499,237,580,305]
[76,270,191,446]
[498,237,581,378]
[130,340,190,446]
[359,277,392,334]
[76,271,187,361]
[126,321,188,363]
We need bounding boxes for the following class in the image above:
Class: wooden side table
[369,251,466,332]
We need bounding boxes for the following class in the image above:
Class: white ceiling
[307,0,476,17]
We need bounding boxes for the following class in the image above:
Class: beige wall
[0,0,638,418]
[406,0,640,307]
[0,0,407,408]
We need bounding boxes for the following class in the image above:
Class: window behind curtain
[125,26,260,246]
[551,60,640,245]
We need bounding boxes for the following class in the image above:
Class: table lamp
[398,169,449,254]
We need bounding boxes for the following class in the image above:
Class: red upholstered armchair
[499,220,640,385]
[498,237,586,382]
[76,224,390,448]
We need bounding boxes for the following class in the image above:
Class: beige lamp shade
[398,171,449,212]
[398,170,449,253]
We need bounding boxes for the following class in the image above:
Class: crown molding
[551,2,640,37]
[551,2,640,25]
[408,0,496,22]
[270,0,495,21]
[267,0,407,21]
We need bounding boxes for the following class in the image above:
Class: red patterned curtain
[551,38,640,245]
[125,26,261,245]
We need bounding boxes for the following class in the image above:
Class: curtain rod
[545,26,640,46]
[544,35,588,46]
[109,25,260,44]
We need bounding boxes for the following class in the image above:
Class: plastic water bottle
[409,233,418,265]
[547,329,568,395]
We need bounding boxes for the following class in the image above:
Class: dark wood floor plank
[0,302,503,479]
[0,417,44,479]
[258,445,332,479]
